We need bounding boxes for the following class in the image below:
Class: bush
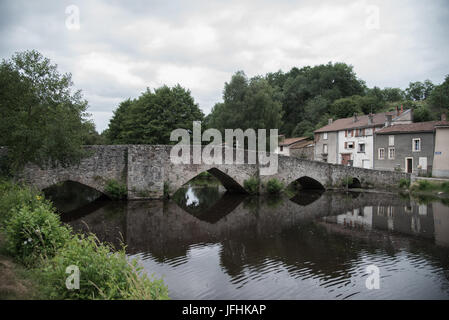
[39,234,169,300]
[399,178,410,189]
[0,181,45,224]
[243,177,259,195]
[266,178,284,194]
[3,203,71,266]
[105,179,127,200]
[339,177,353,187]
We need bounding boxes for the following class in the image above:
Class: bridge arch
[295,176,326,190]
[39,178,109,198]
[172,167,247,195]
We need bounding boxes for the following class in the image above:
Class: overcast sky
[1,0,448,132]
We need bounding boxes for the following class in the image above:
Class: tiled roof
[289,139,314,149]
[376,121,449,134]
[314,110,410,133]
[280,137,309,146]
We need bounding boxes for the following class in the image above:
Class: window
[389,135,394,146]
[359,143,365,153]
[323,144,328,154]
[323,132,328,140]
[280,146,283,152]
[412,138,421,152]
[388,147,395,159]
[378,148,385,160]
[348,142,354,149]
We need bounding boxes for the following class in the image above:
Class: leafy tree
[428,75,449,114]
[413,104,435,122]
[106,85,204,144]
[0,50,91,171]
[278,62,365,136]
[382,87,405,102]
[330,96,363,118]
[405,80,434,101]
[292,120,315,138]
[207,71,283,135]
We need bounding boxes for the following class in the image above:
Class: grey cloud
[1,0,448,133]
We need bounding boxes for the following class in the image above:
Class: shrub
[339,177,353,187]
[39,234,169,300]
[417,180,431,191]
[105,179,127,200]
[0,181,45,224]
[3,203,71,266]
[243,177,259,195]
[399,178,410,189]
[266,178,284,194]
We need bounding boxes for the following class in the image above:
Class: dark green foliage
[106,85,204,144]
[0,50,95,171]
[399,178,411,189]
[105,179,127,200]
[428,75,449,115]
[4,203,71,266]
[243,177,259,195]
[206,71,283,138]
[266,178,284,194]
[0,181,169,300]
[39,234,169,300]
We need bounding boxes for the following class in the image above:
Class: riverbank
[0,179,169,300]
[0,233,39,299]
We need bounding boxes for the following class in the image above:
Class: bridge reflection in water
[56,185,449,300]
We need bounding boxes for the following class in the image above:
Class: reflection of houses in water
[335,207,373,230]
[328,202,449,243]
[433,202,449,247]
[372,203,434,239]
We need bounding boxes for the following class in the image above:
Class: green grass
[410,180,449,194]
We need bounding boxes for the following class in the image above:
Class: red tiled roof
[314,110,410,133]
[376,121,449,134]
[279,137,309,146]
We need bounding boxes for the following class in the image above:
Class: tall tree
[0,50,91,171]
[428,75,449,115]
[206,71,283,135]
[106,85,204,144]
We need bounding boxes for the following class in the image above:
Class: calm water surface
[46,182,449,299]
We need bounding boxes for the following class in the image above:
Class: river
[45,181,449,300]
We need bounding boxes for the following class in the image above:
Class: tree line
[1,50,448,171]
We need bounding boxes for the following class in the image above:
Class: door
[341,153,351,166]
[406,158,413,173]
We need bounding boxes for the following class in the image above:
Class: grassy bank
[398,179,449,204]
[0,179,169,300]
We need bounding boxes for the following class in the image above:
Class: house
[275,136,314,159]
[433,119,449,178]
[374,119,449,174]
[314,107,412,168]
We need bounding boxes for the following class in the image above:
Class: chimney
[396,106,399,116]
[368,113,374,125]
[400,104,403,114]
[353,113,358,123]
[442,113,447,121]
[385,114,393,127]
[328,118,333,125]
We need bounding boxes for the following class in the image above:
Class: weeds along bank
[0,179,169,300]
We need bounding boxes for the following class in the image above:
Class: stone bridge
[16,145,410,199]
